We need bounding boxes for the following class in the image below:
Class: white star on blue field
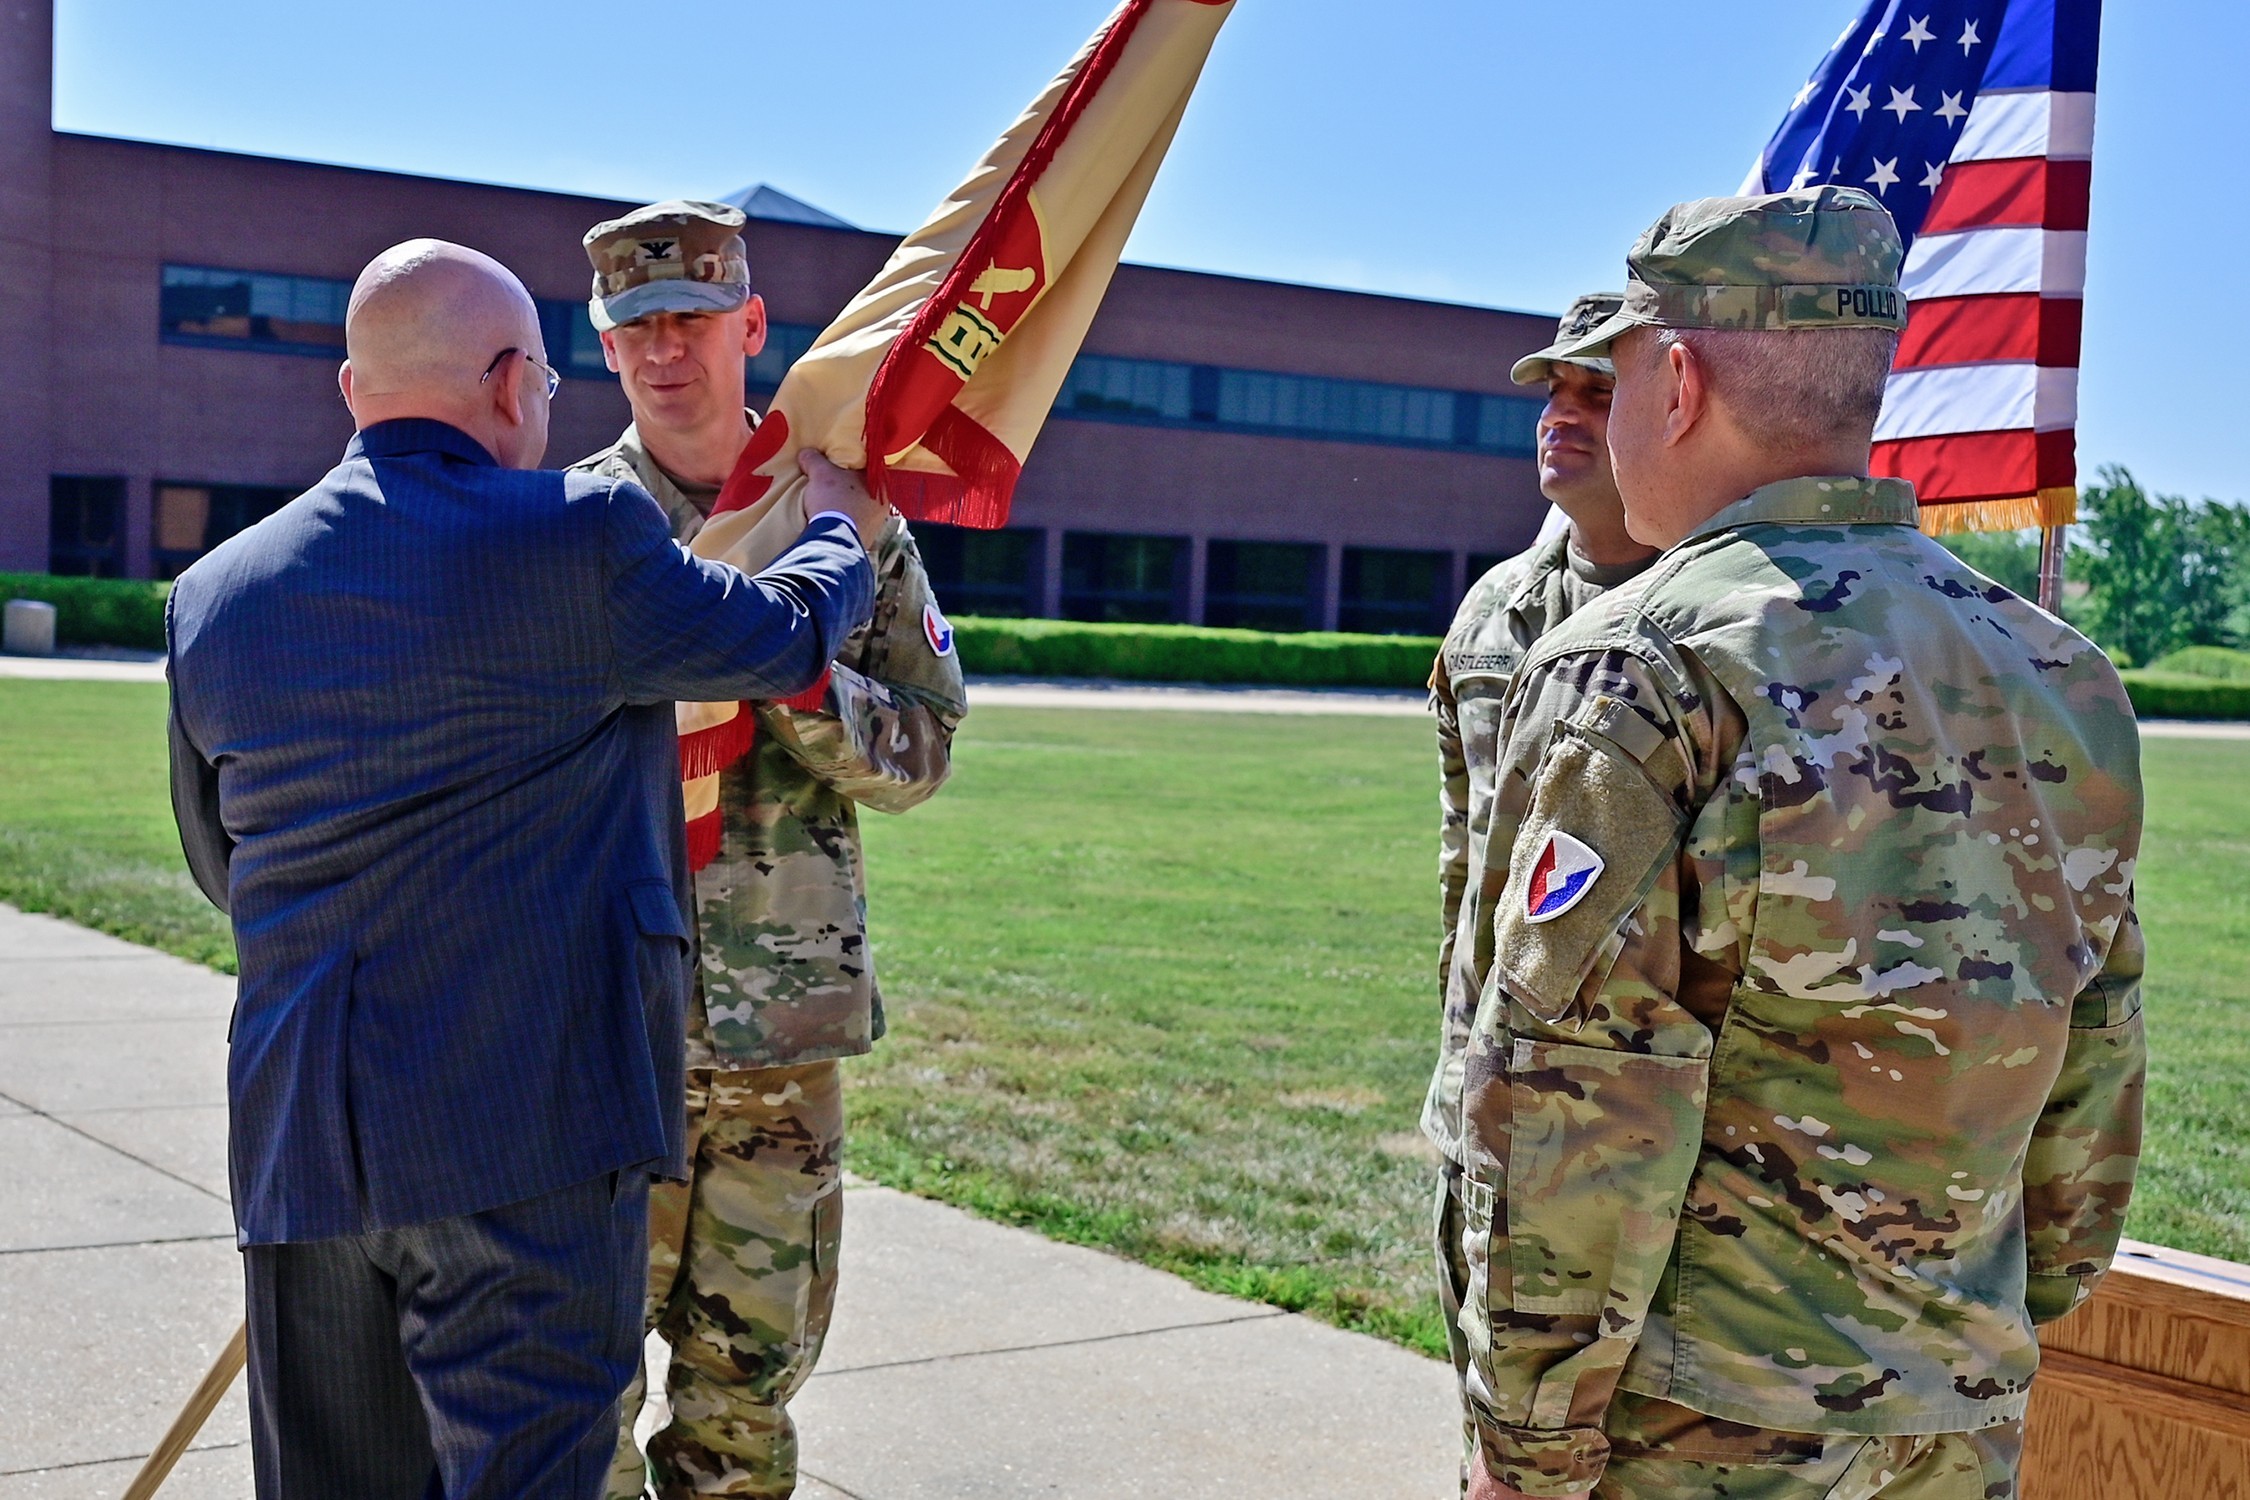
[1756,2,2008,244]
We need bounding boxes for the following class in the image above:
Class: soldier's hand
[1467,1454,1537,1500]
[798,449,891,544]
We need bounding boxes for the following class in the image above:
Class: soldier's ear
[741,295,769,362]
[1665,339,1708,447]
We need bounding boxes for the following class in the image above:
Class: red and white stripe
[1874,86,2094,526]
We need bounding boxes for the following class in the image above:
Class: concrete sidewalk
[0,649,168,683]
[0,905,1457,1498]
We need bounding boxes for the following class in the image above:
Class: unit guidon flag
[673,0,1234,867]
[1745,0,2101,535]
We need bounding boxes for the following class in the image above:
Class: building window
[1340,546,1447,636]
[534,300,613,381]
[49,476,126,577]
[153,482,296,580]
[536,313,823,389]
[914,523,1040,618]
[1204,540,1320,632]
[748,322,823,390]
[1055,355,1194,422]
[1061,533,1186,624]
[1048,350,1541,458]
[1473,396,1539,456]
[160,266,617,383]
[1218,369,1460,447]
[160,265,349,354]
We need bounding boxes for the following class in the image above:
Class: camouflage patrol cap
[1543,185,1907,365]
[1510,293,1625,385]
[583,199,753,332]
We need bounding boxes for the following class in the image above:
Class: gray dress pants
[241,1169,648,1500]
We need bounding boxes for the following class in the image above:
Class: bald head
[339,240,553,467]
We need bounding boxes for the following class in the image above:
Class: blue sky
[52,0,2244,504]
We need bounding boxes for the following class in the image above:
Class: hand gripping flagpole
[119,1320,246,1499]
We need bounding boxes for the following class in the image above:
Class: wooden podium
[2023,1239,2250,1498]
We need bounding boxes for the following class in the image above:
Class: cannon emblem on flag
[668,0,1237,868]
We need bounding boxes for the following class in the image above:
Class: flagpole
[120,1320,245,1500]
[2036,523,2066,613]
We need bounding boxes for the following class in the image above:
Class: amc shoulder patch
[923,601,956,658]
[1525,830,1606,924]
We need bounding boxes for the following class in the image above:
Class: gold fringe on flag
[1917,486,2079,537]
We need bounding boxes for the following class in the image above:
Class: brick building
[0,1,1556,634]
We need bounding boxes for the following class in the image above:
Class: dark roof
[722,183,856,230]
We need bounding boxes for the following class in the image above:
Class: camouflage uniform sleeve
[757,519,969,815]
[2021,895,2148,1324]
[1459,642,1715,1498]
[1434,652,1470,993]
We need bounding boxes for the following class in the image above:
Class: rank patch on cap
[1525,831,1605,924]
[924,602,956,657]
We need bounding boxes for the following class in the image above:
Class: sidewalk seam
[1,1099,224,1115]
[0,1086,230,1206]
[811,1307,1291,1380]
[0,1233,235,1257]
[0,1017,230,1028]
[0,1438,246,1478]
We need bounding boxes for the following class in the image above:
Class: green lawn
[3,679,2244,1359]
[0,680,233,969]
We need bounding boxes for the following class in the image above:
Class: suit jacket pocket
[627,879,691,947]
[627,878,693,1022]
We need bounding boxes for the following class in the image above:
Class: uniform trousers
[1435,1159,1479,1493]
[242,1168,648,1500]
[1433,1164,2026,1500]
[608,1061,845,1500]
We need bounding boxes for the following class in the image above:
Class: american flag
[1745,0,2100,535]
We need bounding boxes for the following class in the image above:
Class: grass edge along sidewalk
[3,678,2246,1368]
[15,570,2250,716]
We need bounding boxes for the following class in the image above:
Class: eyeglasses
[480,347,561,401]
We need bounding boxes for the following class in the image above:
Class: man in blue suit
[166,239,882,1500]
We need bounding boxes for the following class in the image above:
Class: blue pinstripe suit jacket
[166,420,874,1245]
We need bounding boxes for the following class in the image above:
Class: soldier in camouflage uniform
[1450,187,2145,1500]
[569,201,969,1500]
[1428,293,1658,1486]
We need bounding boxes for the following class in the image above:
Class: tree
[2074,466,2250,667]
[2185,501,2250,649]
[1939,528,2041,599]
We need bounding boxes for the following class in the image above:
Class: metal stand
[2037,524,2066,614]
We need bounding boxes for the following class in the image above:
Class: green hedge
[0,572,169,651]
[2145,645,2250,683]
[36,583,2234,718]
[0,579,1442,685]
[952,615,1437,689]
[2119,671,2250,721]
